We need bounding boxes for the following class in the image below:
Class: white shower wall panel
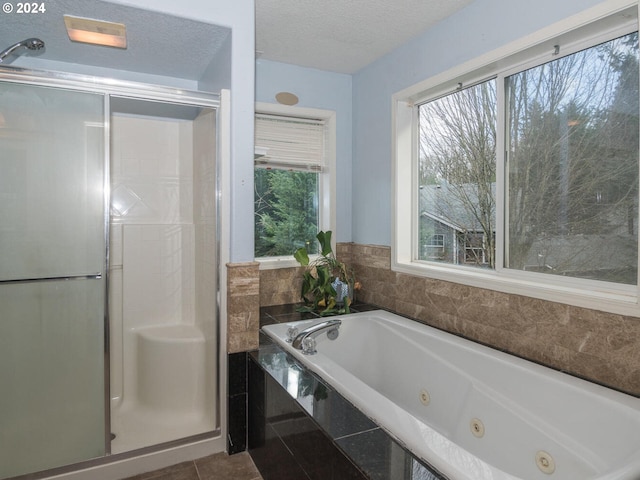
[192,109,218,423]
[110,112,198,410]
[111,112,197,330]
[111,115,192,178]
[110,115,194,225]
[122,224,195,328]
[109,108,217,451]
[193,109,217,342]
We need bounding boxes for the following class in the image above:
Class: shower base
[110,405,215,454]
[110,324,216,454]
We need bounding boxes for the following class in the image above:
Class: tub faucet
[292,318,341,354]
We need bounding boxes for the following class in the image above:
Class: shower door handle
[0,273,102,285]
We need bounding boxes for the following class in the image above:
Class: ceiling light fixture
[64,15,127,49]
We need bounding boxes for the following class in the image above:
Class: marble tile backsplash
[256,242,640,396]
[259,267,302,307]
[227,262,260,353]
[350,243,640,397]
[259,243,354,308]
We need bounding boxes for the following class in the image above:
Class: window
[394,6,640,314]
[427,234,444,247]
[418,80,497,268]
[423,233,445,259]
[254,104,336,266]
[505,32,638,285]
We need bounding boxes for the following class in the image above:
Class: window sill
[256,256,302,270]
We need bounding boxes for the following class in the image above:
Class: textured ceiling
[0,0,230,81]
[0,0,474,80]
[255,0,475,74]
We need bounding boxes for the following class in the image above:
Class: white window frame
[255,102,336,269]
[392,0,640,316]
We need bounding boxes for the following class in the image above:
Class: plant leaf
[317,230,333,256]
[294,247,310,266]
[316,265,330,285]
[300,272,316,303]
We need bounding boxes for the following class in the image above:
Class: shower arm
[0,38,45,63]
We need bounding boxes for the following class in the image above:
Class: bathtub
[261,310,640,480]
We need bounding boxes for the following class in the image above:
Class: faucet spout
[292,318,341,352]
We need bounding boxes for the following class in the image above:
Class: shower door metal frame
[0,65,222,479]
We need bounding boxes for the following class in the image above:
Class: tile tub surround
[226,262,259,455]
[227,262,260,353]
[259,266,303,307]
[260,302,380,326]
[228,352,249,455]
[258,243,640,396]
[350,243,640,397]
[249,334,444,480]
[259,242,355,308]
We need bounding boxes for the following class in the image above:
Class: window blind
[255,113,326,171]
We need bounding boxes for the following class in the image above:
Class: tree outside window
[506,32,638,284]
[417,31,639,285]
[418,80,497,268]
[254,168,319,257]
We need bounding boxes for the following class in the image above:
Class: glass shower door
[0,82,106,478]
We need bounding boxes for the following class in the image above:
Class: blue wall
[351,0,612,246]
[256,59,353,241]
[51,0,623,256]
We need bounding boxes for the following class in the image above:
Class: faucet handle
[301,336,317,355]
[285,326,299,343]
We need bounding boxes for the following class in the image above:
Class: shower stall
[0,71,224,479]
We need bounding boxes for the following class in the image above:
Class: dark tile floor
[123,452,262,480]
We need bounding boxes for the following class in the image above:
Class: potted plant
[294,230,356,316]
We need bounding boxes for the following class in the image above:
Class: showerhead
[23,38,45,51]
[0,38,45,63]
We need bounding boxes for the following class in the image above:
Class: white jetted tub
[262,310,640,480]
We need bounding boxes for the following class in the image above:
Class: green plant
[294,230,353,315]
